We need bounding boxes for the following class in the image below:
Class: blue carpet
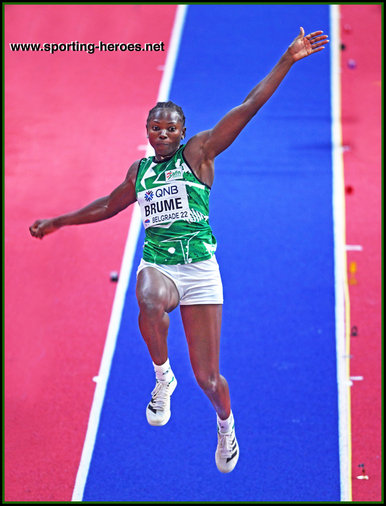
[83,4,340,501]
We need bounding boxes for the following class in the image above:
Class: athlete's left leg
[180,304,230,419]
[180,303,239,472]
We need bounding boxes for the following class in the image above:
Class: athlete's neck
[154,145,181,163]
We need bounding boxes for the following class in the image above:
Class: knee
[195,372,220,394]
[136,284,167,317]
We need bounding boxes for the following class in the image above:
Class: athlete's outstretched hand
[288,27,329,62]
[29,218,59,239]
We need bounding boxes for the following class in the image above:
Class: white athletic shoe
[146,377,177,426]
[215,425,239,473]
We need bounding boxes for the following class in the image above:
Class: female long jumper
[30,28,329,473]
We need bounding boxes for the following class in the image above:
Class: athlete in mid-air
[30,27,329,473]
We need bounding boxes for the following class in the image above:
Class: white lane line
[330,4,352,502]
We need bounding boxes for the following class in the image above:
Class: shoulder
[184,130,211,155]
[125,159,142,185]
[127,158,142,175]
[182,132,215,188]
[183,130,212,168]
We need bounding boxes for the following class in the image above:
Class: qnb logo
[144,190,154,202]
[155,185,178,197]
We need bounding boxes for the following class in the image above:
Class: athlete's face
[147,109,186,160]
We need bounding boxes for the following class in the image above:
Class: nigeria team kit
[136,145,217,265]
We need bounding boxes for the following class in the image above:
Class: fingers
[310,36,329,53]
[305,29,324,38]
[29,226,41,238]
[308,34,329,42]
[29,221,39,236]
[302,28,328,40]
[29,220,45,239]
[306,32,329,44]
[312,40,329,49]
[301,28,329,52]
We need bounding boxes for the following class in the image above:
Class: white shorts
[136,255,224,305]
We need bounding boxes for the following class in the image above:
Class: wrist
[281,50,296,66]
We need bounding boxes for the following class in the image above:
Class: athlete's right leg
[136,267,180,426]
[136,266,180,365]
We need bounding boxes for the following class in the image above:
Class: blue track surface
[83,5,340,501]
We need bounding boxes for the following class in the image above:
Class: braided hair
[146,101,186,126]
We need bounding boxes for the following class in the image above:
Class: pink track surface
[4,5,176,501]
[340,5,382,501]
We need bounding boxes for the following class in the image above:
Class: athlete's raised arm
[29,160,140,239]
[184,27,328,183]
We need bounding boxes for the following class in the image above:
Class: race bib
[137,181,190,229]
